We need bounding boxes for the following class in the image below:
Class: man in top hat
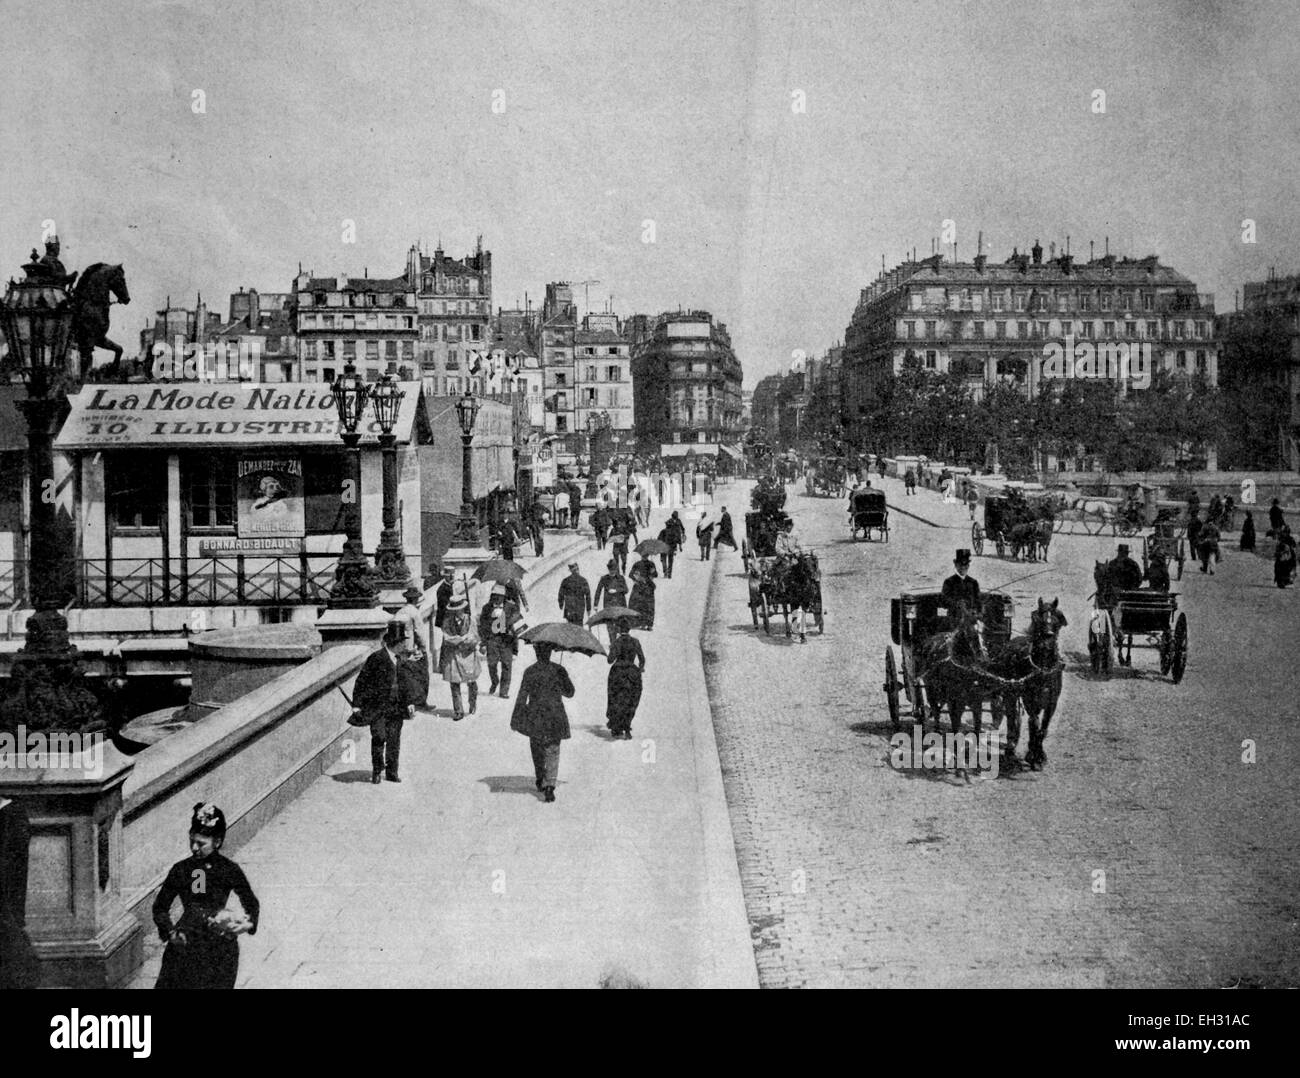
[478,582,524,697]
[557,561,592,625]
[353,622,418,782]
[940,549,981,619]
[1108,543,1143,592]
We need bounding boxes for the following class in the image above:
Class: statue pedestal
[314,607,392,649]
[0,747,141,987]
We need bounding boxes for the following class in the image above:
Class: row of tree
[785,354,1224,477]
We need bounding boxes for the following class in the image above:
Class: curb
[688,550,761,987]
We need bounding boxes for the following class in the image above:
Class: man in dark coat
[939,548,981,619]
[497,516,521,561]
[1197,519,1221,574]
[352,623,417,783]
[478,583,524,697]
[609,512,636,573]
[557,562,592,625]
[1275,524,1297,588]
[1268,498,1285,538]
[1108,543,1143,591]
[568,481,584,530]
[510,642,575,802]
[714,507,738,552]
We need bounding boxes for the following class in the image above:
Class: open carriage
[1088,588,1187,682]
[848,488,889,542]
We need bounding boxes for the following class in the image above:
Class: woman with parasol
[605,617,646,740]
[628,551,659,630]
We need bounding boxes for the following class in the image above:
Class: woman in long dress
[606,618,646,740]
[153,803,259,989]
[628,554,658,630]
[439,594,481,719]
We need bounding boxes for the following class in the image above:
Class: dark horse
[916,606,991,738]
[776,551,819,642]
[992,598,1067,771]
[71,263,130,380]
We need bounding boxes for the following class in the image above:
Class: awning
[54,382,426,449]
[719,443,743,460]
[660,443,719,457]
[0,386,28,451]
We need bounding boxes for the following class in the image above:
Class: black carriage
[1088,589,1187,682]
[882,590,1013,731]
[747,550,824,638]
[848,489,889,542]
[809,458,846,497]
[971,491,1052,559]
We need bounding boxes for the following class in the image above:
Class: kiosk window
[305,456,346,534]
[185,456,236,530]
[107,453,164,530]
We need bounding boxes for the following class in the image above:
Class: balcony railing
[0,554,423,609]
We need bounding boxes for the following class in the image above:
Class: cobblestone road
[703,476,1300,988]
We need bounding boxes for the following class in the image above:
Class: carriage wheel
[1159,629,1173,675]
[760,593,771,634]
[878,652,899,728]
[971,523,984,557]
[1171,613,1188,683]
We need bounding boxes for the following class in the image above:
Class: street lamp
[0,249,100,730]
[370,363,411,587]
[328,361,377,607]
[451,387,482,546]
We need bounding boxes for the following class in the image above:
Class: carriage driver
[1109,544,1144,591]
[940,549,982,622]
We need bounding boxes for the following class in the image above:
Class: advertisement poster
[237,457,305,539]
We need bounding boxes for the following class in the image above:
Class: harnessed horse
[991,598,1067,771]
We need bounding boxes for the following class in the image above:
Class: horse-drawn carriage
[881,590,1068,769]
[971,491,1053,560]
[741,508,790,572]
[1142,518,1186,580]
[1087,585,1188,682]
[747,549,824,640]
[806,457,847,497]
[848,488,889,542]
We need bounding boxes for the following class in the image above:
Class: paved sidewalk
[129,511,756,989]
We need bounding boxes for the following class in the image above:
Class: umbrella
[586,605,640,627]
[634,539,670,556]
[520,621,607,656]
[472,558,526,586]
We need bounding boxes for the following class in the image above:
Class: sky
[3,0,1300,386]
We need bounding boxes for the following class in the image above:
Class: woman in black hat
[152,803,259,989]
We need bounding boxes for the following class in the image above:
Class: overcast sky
[3,0,1299,385]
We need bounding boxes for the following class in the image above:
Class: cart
[849,488,889,542]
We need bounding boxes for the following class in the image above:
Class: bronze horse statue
[71,263,130,379]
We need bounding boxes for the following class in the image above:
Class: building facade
[405,240,492,397]
[539,283,578,443]
[210,288,297,382]
[574,312,634,434]
[630,309,744,454]
[842,242,1218,445]
[293,271,418,384]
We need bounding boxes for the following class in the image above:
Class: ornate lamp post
[0,251,100,730]
[369,364,411,587]
[328,361,377,608]
[451,388,482,546]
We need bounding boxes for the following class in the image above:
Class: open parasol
[634,539,670,557]
[520,621,607,656]
[586,605,640,627]
[472,558,526,586]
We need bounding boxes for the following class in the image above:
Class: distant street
[703,476,1300,988]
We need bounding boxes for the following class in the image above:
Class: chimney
[1031,239,1043,265]
[1061,254,1073,275]
[1049,241,1056,260]
[974,234,987,274]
